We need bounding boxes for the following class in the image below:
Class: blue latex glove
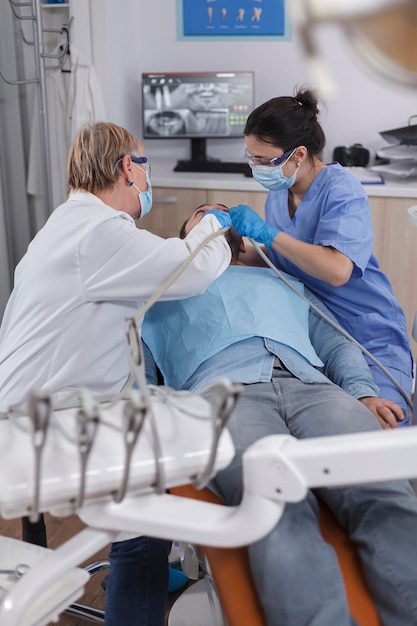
[230,204,280,248]
[202,209,232,230]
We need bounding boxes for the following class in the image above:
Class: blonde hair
[67,121,145,194]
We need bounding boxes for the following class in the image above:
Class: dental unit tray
[0,383,238,521]
[3,421,417,626]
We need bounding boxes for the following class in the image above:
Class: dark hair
[244,87,326,159]
[179,203,229,240]
[179,219,187,240]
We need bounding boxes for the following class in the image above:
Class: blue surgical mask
[138,172,153,218]
[252,151,299,191]
[131,168,153,218]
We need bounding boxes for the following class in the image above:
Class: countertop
[151,158,417,199]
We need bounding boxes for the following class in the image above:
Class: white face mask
[131,165,153,218]
[251,149,299,191]
[252,164,299,191]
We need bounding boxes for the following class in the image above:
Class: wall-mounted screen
[141,71,254,174]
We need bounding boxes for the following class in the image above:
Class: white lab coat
[27,47,107,208]
[0,191,231,411]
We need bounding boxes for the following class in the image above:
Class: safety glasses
[113,155,151,176]
[245,148,295,168]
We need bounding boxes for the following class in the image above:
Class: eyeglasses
[245,148,295,168]
[113,155,151,175]
[132,155,151,177]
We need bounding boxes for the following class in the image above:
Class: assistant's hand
[229,204,280,249]
[359,396,404,429]
[202,209,232,230]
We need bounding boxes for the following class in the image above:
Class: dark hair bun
[294,87,319,118]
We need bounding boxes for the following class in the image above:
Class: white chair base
[0,536,89,626]
[168,579,225,626]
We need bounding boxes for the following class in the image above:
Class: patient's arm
[307,289,379,399]
[359,396,404,430]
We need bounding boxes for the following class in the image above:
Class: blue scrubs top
[265,162,412,377]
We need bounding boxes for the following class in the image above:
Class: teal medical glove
[230,204,280,249]
[202,209,232,229]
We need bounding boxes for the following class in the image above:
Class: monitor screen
[141,71,254,174]
[141,71,254,140]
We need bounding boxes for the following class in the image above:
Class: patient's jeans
[210,371,417,626]
[104,535,171,626]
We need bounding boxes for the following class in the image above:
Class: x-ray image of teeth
[154,87,162,110]
[143,82,231,137]
[236,8,245,22]
[207,6,213,24]
[184,83,229,110]
[153,85,172,110]
[142,72,254,139]
[221,8,227,20]
[144,108,229,137]
[144,81,230,112]
[144,78,183,111]
[144,110,188,137]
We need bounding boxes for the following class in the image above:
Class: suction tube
[248,237,413,411]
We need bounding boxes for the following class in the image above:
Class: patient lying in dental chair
[139,204,417,626]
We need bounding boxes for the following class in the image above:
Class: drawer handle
[153,196,178,204]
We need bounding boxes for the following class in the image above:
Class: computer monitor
[141,71,254,175]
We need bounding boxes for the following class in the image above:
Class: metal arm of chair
[4,405,417,624]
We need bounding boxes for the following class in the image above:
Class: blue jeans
[104,535,171,626]
[210,371,417,626]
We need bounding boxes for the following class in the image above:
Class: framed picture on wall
[177,0,291,41]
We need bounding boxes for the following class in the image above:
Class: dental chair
[20,486,381,626]
[3,387,417,626]
[169,484,381,626]
[18,477,381,625]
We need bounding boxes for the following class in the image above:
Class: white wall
[87,0,417,164]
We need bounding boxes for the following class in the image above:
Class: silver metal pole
[32,0,54,217]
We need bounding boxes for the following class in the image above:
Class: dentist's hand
[202,209,232,229]
[230,205,280,249]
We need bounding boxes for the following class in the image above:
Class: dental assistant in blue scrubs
[230,87,413,425]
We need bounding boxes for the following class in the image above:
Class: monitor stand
[174,138,252,177]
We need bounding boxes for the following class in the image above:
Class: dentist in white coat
[0,121,232,626]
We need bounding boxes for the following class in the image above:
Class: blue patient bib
[142,266,323,389]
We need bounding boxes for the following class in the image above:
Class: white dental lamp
[291,0,417,97]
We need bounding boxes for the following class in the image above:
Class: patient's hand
[359,396,404,429]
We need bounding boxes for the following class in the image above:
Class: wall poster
[177,0,290,41]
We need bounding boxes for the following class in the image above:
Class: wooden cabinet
[139,187,267,238]
[368,196,417,347]
[206,190,267,216]
[138,188,207,237]
[139,188,268,238]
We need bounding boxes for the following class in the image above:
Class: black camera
[333,143,370,167]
